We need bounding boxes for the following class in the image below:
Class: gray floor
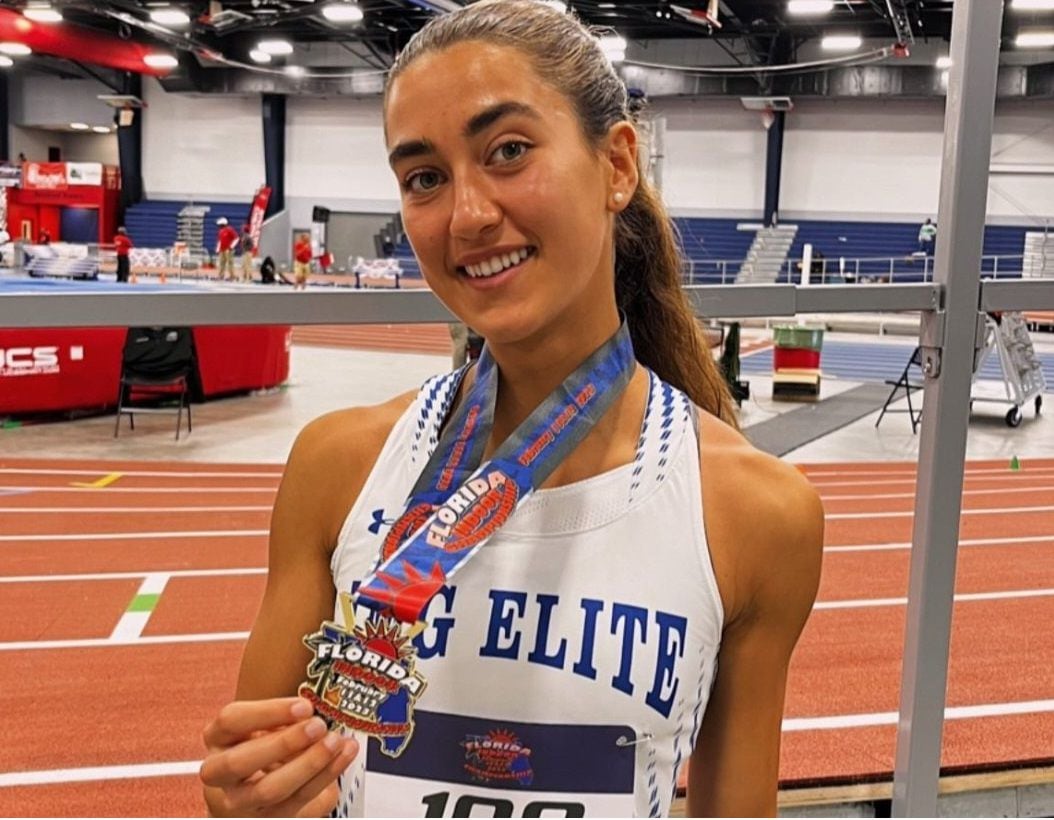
[3,329,1052,466]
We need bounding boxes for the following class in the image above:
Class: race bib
[364,711,637,817]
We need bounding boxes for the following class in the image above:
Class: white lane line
[783,698,1054,731]
[804,466,1054,479]
[826,504,1054,520]
[109,574,170,641]
[0,631,249,651]
[0,568,267,583]
[0,468,282,478]
[806,473,1054,489]
[4,699,1054,787]
[813,587,1054,610]
[0,760,202,788]
[0,506,273,513]
[0,529,268,542]
[825,533,1054,553]
[820,485,1054,500]
[0,486,277,494]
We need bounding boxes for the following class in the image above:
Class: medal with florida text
[299,593,427,758]
[300,322,637,758]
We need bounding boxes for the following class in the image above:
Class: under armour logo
[368,508,397,535]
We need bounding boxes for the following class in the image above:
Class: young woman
[200,2,823,816]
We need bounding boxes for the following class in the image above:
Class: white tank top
[330,368,724,818]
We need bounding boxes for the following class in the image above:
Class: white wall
[142,78,265,200]
[654,98,767,218]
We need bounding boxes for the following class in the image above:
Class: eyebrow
[387,101,541,167]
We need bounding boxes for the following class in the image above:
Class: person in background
[0,226,10,267]
[381,234,395,257]
[293,233,312,290]
[916,218,937,256]
[38,227,51,245]
[216,217,239,281]
[113,227,133,283]
[259,255,277,285]
[239,223,255,282]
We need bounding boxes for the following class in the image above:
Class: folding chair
[875,346,924,433]
[114,327,197,440]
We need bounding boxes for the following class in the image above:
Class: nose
[448,169,501,241]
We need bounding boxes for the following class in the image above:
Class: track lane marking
[0,468,282,478]
[0,761,201,787]
[0,506,273,513]
[69,473,123,489]
[0,568,267,583]
[0,529,268,542]
[814,587,1054,610]
[827,504,1054,519]
[784,698,1054,731]
[0,486,277,494]
[109,574,169,640]
[0,631,249,651]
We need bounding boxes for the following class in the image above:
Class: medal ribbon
[356,321,636,624]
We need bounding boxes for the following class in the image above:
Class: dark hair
[385,0,737,426]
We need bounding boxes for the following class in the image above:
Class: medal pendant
[300,609,427,759]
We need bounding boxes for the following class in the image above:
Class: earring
[613,192,625,204]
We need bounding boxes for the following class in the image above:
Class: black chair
[875,346,924,434]
[114,327,197,440]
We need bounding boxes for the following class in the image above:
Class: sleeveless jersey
[330,368,724,817]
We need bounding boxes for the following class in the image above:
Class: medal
[300,593,427,757]
[300,322,637,758]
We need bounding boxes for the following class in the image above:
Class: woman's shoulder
[696,411,825,627]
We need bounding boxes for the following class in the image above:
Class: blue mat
[0,276,202,294]
[741,339,1054,385]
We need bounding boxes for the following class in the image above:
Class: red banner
[247,185,271,258]
[22,162,67,191]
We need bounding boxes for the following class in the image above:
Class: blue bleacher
[780,219,1029,283]
[124,199,253,252]
[674,218,755,284]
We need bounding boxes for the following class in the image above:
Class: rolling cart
[971,311,1045,428]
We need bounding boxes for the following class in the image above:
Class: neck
[483,304,623,443]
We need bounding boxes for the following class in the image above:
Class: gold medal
[300,594,427,758]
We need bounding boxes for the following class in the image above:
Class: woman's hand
[201,697,359,817]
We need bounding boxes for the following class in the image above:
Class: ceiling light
[22,5,63,23]
[258,39,293,55]
[940,69,949,86]
[70,122,89,130]
[92,126,111,134]
[1015,30,1054,47]
[143,53,179,68]
[0,42,32,56]
[1011,0,1054,10]
[788,0,834,14]
[249,49,272,63]
[284,65,305,77]
[321,2,364,23]
[0,56,12,68]
[936,56,952,69]
[150,8,191,26]
[821,34,862,51]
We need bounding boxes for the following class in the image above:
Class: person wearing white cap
[216,217,239,281]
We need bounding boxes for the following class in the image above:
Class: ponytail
[615,179,740,429]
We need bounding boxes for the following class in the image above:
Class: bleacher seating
[124,200,253,256]
[779,219,1028,283]
[674,218,754,284]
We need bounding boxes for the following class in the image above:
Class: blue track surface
[741,339,1054,385]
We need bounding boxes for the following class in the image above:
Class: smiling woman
[198,2,825,818]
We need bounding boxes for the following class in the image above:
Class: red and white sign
[22,163,68,191]
[0,346,60,377]
[247,185,271,257]
[67,162,103,186]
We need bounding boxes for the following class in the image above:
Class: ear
[602,120,639,213]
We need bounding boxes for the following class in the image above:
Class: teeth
[464,248,531,278]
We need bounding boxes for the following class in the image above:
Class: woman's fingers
[200,717,328,788]
[292,782,341,818]
[203,697,314,751]
[276,737,359,817]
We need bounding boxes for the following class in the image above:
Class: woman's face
[385,42,631,346]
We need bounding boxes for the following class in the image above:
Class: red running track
[0,457,1052,815]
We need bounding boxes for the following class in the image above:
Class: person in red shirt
[216,217,239,281]
[113,226,133,283]
[293,233,312,290]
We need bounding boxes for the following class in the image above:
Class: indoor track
[1,457,1052,815]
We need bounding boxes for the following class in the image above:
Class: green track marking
[127,593,160,613]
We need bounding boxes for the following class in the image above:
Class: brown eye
[406,170,443,193]
[491,141,529,164]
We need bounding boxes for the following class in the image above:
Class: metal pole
[891,1,1004,816]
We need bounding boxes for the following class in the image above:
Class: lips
[458,246,536,278]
